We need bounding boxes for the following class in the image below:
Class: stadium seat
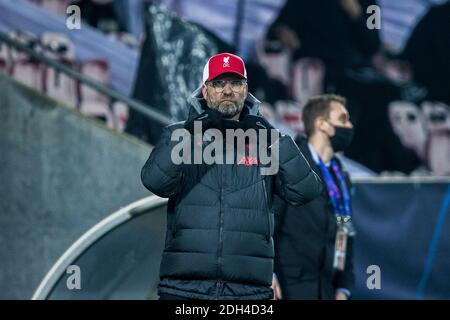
[291,58,325,106]
[79,100,114,128]
[0,42,10,73]
[422,101,450,175]
[255,40,291,86]
[79,59,109,102]
[256,41,325,104]
[11,60,42,90]
[9,31,43,90]
[79,59,114,127]
[33,0,73,16]
[41,32,78,107]
[388,101,427,159]
[274,100,304,134]
[111,101,129,132]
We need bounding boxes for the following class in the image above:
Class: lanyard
[318,158,352,222]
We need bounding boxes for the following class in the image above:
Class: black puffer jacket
[141,88,322,300]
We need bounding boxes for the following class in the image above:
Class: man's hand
[184,108,223,134]
[335,291,349,300]
[272,274,283,300]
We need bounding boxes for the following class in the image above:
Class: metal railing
[0,31,172,126]
[31,195,168,300]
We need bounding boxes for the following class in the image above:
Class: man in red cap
[141,52,322,300]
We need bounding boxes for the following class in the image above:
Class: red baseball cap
[202,52,247,83]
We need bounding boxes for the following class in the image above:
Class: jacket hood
[186,86,261,120]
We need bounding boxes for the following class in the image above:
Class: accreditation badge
[333,224,348,271]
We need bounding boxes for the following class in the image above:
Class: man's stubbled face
[202,73,248,119]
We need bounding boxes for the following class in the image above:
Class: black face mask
[329,125,354,152]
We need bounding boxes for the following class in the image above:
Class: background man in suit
[272,94,355,300]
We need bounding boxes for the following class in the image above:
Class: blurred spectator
[401,1,450,105]
[113,0,147,40]
[71,0,126,34]
[377,0,448,53]
[266,0,381,81]
[264,0,428,174]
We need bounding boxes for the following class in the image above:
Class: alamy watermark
[66,5,81,30]
[366,265,381,290]
[170,122,280,175]
[366,5,381,30]
[64,4,381,31]
[66,265,81,290]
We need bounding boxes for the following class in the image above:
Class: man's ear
[201,84,208,100]
[316,117,327,133]
[243,83,248,99]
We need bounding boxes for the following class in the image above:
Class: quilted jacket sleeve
[274,134,322,206]
[141,125,186,198]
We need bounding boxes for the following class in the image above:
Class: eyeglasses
[206,79,247,93]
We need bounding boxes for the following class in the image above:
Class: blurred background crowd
[1,0,450,301]
[0,0,449,176]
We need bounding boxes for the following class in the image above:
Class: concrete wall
[0,73,153,299]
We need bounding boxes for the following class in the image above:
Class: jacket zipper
[261,178,272,243]
[215,280,223,300]
[216,166,225,299]
[171,208,179,237]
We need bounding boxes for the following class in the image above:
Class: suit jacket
[273,135,355,299]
